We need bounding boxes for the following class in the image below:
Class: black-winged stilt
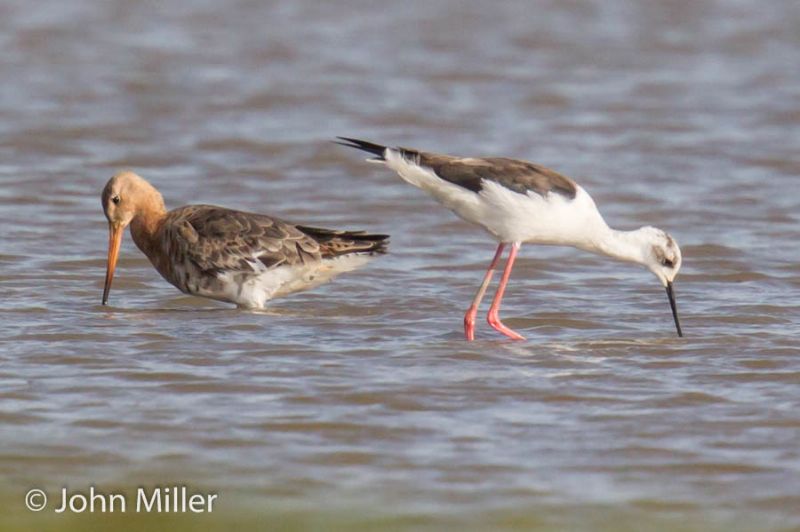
[337,137,682,341]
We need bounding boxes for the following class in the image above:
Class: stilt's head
[639,226,682,285]
[100,171,165,305]
[638,226,683,337]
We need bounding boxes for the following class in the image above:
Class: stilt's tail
[335,137,388,161]
[297,225,389,258]
[335,136,424,167]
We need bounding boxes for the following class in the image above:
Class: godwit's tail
[297,225,389,259]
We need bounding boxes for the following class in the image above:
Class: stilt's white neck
[582,225,649,266]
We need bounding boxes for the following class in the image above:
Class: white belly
[385,148,606,246]
[204,254,375,309]
[476,182,606,245]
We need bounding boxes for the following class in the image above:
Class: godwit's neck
[585,225,649,266]
[130,202,167,257]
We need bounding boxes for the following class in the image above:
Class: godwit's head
[637,226,683,337]
[100,171,165,305]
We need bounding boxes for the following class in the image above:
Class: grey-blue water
[1,1,799,530]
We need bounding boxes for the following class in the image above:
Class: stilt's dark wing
[420,155,578,199]
[336,137,577,199]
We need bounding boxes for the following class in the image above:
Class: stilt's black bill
[666,282,683,337]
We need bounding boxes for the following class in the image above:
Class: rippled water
[1,1,799,530]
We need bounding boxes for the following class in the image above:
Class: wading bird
[101,171,387,308]
[337,137,682,340]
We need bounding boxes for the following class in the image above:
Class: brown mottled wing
[167,206,323,275]
[416,152,578,199]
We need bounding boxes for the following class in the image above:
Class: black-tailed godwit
[101,171,388,308]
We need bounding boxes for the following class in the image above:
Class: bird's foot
[464,306,478,341]
[487,312,525,340]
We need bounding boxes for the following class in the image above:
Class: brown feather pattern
[336,137,578,199]
[136,205,387,298]
[177,205,381,264]
[104,171,388,307]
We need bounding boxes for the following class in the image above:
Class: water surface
[1,1,799,530]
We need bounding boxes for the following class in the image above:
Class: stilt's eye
[662,259,674,268]
[112,195,121,205]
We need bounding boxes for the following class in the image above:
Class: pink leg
[487,242,525,340]
[464,243,506,341]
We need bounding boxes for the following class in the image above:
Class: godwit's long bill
[337,137,683,340]
[101,171,388,308]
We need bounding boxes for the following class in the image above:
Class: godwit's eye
[662,258,674,268]
[111,195,121,205]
